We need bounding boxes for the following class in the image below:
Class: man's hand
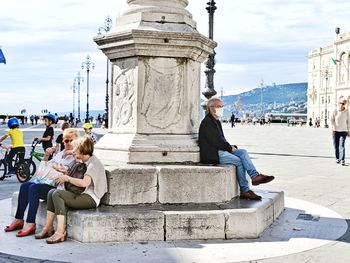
[231,145,238,152]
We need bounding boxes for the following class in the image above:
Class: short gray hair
[339,96,347,104]
[207,97,221,108]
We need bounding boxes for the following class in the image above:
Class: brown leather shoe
[240,190,262,200]
[252,174,275,186]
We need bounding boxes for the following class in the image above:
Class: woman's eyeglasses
[63,139,73,143]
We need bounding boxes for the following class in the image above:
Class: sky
[1,0,350,114]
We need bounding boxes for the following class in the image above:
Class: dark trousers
[15,182,55,223]
[333,131,347,161]
[7,147,25,172]
[47,189,96,215]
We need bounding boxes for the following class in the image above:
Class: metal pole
[78,73,81,122]
[81,55,94,123]
[260,79,264,119]
[86,68,90,122]
[75,72,83,122]
[325,75,328,128]
[72,81,76,119]
[322,68,332,128]
[105,58,109,128]
[97,16,113,128]
[202,0,217,107]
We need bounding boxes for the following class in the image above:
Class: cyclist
[37,114,55,159]
[0,117,25,176]
[82,122,97,144]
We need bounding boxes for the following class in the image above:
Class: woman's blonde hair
[63,128,80,140]
[73,136,94,156]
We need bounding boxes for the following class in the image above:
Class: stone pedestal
[12,190,285,243]
[64,0,288,243]
[102,165,239,205]
[94,0,215,164]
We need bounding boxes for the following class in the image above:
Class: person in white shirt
[37,136,107,244]
[331,97,350,166]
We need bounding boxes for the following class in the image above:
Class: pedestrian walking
[230,112,235,128]
[331,97,350,166]
[309,118,313,127]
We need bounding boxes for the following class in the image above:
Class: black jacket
[198,114,232,164]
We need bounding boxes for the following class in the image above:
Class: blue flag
[0,48,6,64]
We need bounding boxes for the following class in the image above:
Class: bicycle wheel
[0,160,6,180]
[16,162,31,183]
[28,160,36,176]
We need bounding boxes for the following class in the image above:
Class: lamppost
[71,80,76,119]
[81,55,95,123]
[202,0,217,108]
[75,72,83,122]
[97,15,113,128]
[322,68,332,128]
[260,79,264,119]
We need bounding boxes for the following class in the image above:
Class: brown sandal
[46,231,67,244]
[35,227,54,239]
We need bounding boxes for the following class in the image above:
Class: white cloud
[1,0,349,114]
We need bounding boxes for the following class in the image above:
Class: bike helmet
[82,122,93,129]
[7,117,20,128]
[44,113,56,123]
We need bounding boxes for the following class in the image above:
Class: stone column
[94,0,216,165]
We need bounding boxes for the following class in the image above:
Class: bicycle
[22,138,45,182]
[0,146,29,183]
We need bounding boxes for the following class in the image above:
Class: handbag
[64,162,87,195]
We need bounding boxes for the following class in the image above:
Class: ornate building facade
[307,32,350,126]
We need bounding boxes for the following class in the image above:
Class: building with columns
[307,30,350,127]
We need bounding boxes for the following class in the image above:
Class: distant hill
[221,82,308,117]
[56,83,307,120]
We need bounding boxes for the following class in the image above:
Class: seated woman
[4,128,80,237]
[37,136,107,243]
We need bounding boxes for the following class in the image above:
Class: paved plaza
[0,123,350,262]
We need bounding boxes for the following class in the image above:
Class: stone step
[11,190,284,243]
[103,164,239,205]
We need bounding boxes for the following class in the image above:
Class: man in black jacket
[199,97,274,200]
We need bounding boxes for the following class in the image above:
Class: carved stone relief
[141,58,184,129]
[112,60,136,130]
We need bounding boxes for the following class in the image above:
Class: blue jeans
[15,182,55,223]
[218,149,259,192]
[333,131,347,161]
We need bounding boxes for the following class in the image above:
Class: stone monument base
[101,164,239,205]
[11,190,284,243]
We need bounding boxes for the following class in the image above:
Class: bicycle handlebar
[32,138,41,148]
